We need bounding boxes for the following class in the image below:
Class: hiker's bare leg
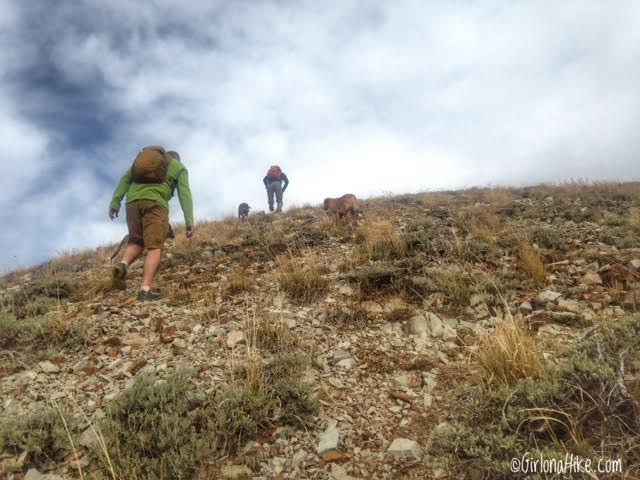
[141,248,162,288]
[122,243,143,265]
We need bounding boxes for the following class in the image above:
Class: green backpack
[131,146,170,184]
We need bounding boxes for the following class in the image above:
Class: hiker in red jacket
[263,165,289,213]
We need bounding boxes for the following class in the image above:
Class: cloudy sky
[1,0,639,270]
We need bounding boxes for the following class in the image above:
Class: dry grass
[276,254,329,303]
[326,302,372,329]
[355,219,407,262]
[483,186,516,207]
[627,207,640,236]
[429,265,475,307]
[226,266,255,295]
[246,316,295,353]
[475,319,544,385]
[516,240,546,285]
[420,192,456,209]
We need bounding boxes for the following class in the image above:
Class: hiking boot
[137,289,162,301]
[276,204,282,213]
[112,262,127,281]
[269,204,274,212]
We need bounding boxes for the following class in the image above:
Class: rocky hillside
[1,183,639,480]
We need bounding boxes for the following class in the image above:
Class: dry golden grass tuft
[483,186,516,206]
[627,207,640,236]
[246,316,295,353]
[420,191,456,209]
[326,302,372,329]
[316,214,349,238]
[432,264,474,307]
[276,254,329,303]
[355,219,407,262]
[475,318,544,385]
[226,266,255,295]
[517,240,546,285]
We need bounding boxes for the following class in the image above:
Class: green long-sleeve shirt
[109,159,194,227]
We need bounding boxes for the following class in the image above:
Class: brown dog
[323,194,358,222]
[238,202,250,220]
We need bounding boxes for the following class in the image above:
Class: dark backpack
[131,146,170,184]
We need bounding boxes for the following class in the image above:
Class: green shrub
[0,407,74,470]
[264,353,318,426]
[204,353,317,455]
[207,384,270,453]
[0,310,86,349]
[431,316,640,479]
[99,369,203,480]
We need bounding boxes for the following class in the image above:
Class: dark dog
[238,202,250,220]
[323,194,359,222]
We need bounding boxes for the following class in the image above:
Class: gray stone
[361,301,383,314]
[330,350,351,364]
[550,311,578,324]
[72,359,90,375]
[536,290,562,304]
[473,304,490,320]
[336,358,355,370]
[172,338,187,349]
[292,450,307,467]
[580,272,602,285]
[469,294,485,308]
[24,470,64,480]
[79,426,100,449]
[422,374,437,394]
[226,331,246,348]
[70,456,91,469]
[221,464,252,479]
[519,301,533,314]
[629,259,640,270]
[427,313,444,338]
[317,426,340,455]
[585,261,599,272]
[387,438,424,459]
[408,314,429,336]
[394,373,412,387]
[38,361,61,374]
[331,464,360,480]
[557,299,581,313]
[441,325,457,341]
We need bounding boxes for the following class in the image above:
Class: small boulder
[317,426,340,455]
[336,358,355,370]
[536,290,562,305]
[24,470,64,480]
[221,465,252,480]
[226,331,246,348]
[579,272,602,286]
[387,438,424,459]
[628,259,640,270]
[79,426,100,449]
[519,301,533,314]
[38,361,61,374]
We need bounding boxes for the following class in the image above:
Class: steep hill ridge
[1,183,639,479]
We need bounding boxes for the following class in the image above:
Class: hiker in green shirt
[109,147,194,300]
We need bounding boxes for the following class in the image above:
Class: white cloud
[2,0,640,269]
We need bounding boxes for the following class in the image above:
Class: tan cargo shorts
[126,200,169,249]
